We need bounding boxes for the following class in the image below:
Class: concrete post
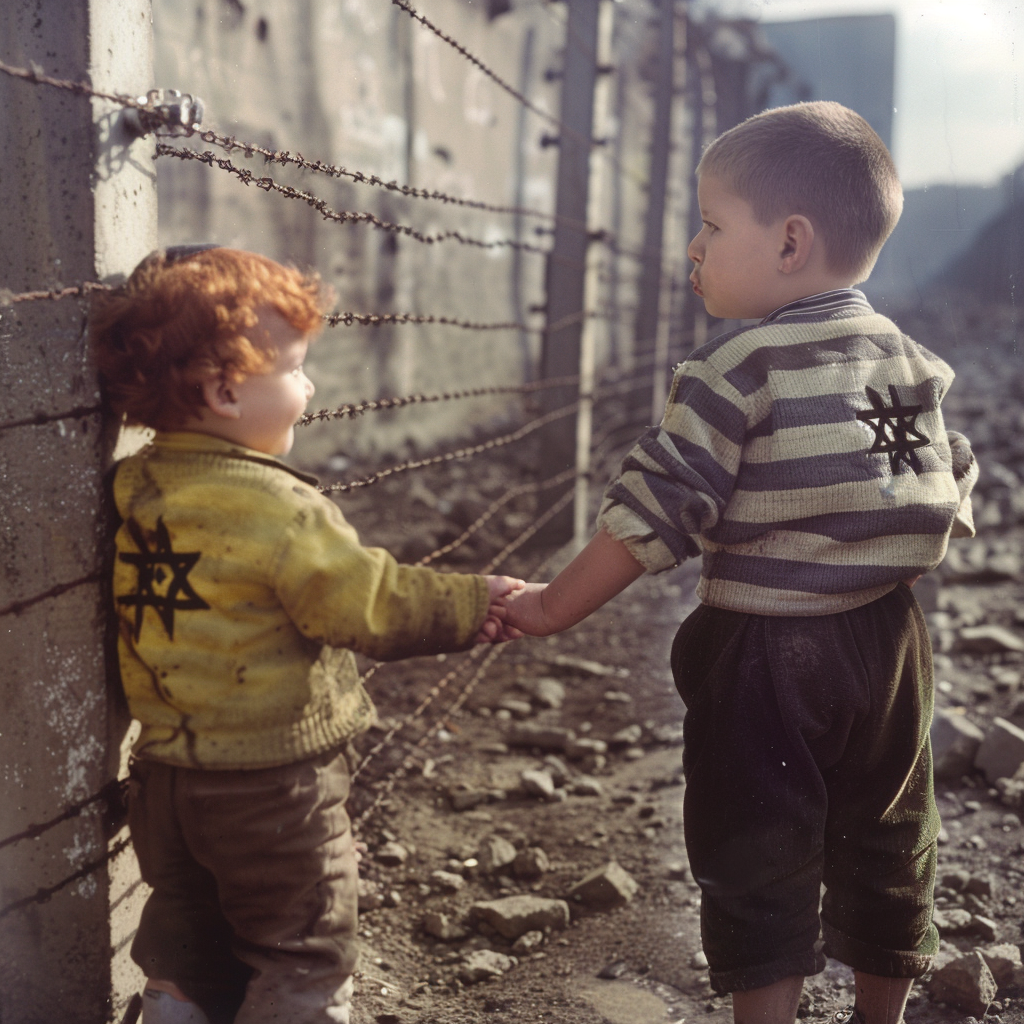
[0,3,156,1022]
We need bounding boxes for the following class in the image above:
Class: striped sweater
[598,291,977,615]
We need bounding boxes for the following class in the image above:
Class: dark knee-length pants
[671,584,939,994]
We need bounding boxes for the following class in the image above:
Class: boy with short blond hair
[93,247,521,1024]
[504,102,977,1024]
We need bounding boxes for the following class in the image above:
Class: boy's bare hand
[474,575,526,643]
[502,582,554,637]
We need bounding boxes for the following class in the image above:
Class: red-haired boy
[92,247,522,1024]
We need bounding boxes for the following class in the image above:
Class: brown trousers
[128,749,359,1024]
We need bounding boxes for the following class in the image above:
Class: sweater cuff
[596,501,674,574]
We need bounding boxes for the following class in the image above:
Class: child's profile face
[229,308,315,456]
[687,174,787,321]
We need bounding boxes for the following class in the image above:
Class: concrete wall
[151,0,661,471]
[0,2,157,1021]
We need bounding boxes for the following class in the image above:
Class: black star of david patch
[117,517,210,641]
[856,384,931,472]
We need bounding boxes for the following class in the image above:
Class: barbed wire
[325,310,533,331]
[319,400,578,494]
[156,145,550,256]
[0,281,112,305]
[180,127,558,222]
[388,0,565,135]
[415,467,575,567]
[0,57,147,110]
[298,374,580,426]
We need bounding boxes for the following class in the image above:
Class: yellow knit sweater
[111,432,489,769]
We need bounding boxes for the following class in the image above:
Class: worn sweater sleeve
[273,488,490,661]
[948,430,979,539]
[597,357,748,573]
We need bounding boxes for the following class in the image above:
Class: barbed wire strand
[319,400,578,495]
[299,374,581,426]
[415,467,576,567]
[155,145,550,256]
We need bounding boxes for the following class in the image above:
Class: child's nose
[686,234,703,264]
[304,375,315,399]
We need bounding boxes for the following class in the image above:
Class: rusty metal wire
[155,145,550,255]
[415,467,576,567]
[183,127,559,223]
[388,0,565,134]
[324,310,532,331]
[299,374,580,426]
[351,646,487,785]
[0,57,146,110]
[319,400,579,495]
[481,486,574,573]
[0,281,113,305]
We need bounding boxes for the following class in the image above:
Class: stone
[955,625,1024,655]
[568,861,639,909]
[690,950,709,970]
[507,723,575,751]
[979,943,1024,988]
[550,653,628,678]
[459,949,516,984]
[933,907,974,935]
[927,951,997,1017]
[972,915,998,942]
[477,835,518,874]
[511,930,545,954]
[512,847,550,879]
[450,788,491,811]
[931,709,985,780]
[976,718,1024,783]
[608,724,643,748]
[470,895,571,939]
[375,841,409,867]
[517,676,566,709]
[497,697,533,719]
[422,912,470,941]
[430,870,465,893]
[357,877,384,912]
[964,875,994,899]
[565,737,608,759]
[572,776,604,797]
[994,777,1024,808]
[521,768,556,798]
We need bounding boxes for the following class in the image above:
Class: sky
[692,0,1024,190]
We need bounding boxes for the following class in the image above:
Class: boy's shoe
[142,989,212,1024]
[823,1009,861,1024]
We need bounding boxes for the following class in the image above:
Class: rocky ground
[314,301,1024,1024]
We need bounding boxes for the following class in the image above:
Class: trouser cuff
[709,948,826,995]
[821,919,938,978]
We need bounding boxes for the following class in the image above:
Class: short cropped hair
[697,101,903,282]
[91,248,329,431]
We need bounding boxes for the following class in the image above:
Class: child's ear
[200,373,243,420]
[778,215,815,274]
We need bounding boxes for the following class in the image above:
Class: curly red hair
[91,248,331,431]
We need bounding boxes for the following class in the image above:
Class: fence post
[633,0,676,376]
[0,2,156,1020]
[535,0,602,546]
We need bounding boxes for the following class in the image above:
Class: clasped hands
[475,576,550,643]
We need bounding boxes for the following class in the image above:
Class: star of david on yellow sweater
[112,432,489,769]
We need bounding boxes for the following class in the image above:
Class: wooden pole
[536,0,601,545]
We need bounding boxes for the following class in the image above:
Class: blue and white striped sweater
[598,291,977,615]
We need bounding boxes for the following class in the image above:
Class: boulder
[568,860,639,909]
[470,895,570,939]
[975,717,1024,783]
[931,709,985,780]
[927,951,997,1017]
[459,949,516,984]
